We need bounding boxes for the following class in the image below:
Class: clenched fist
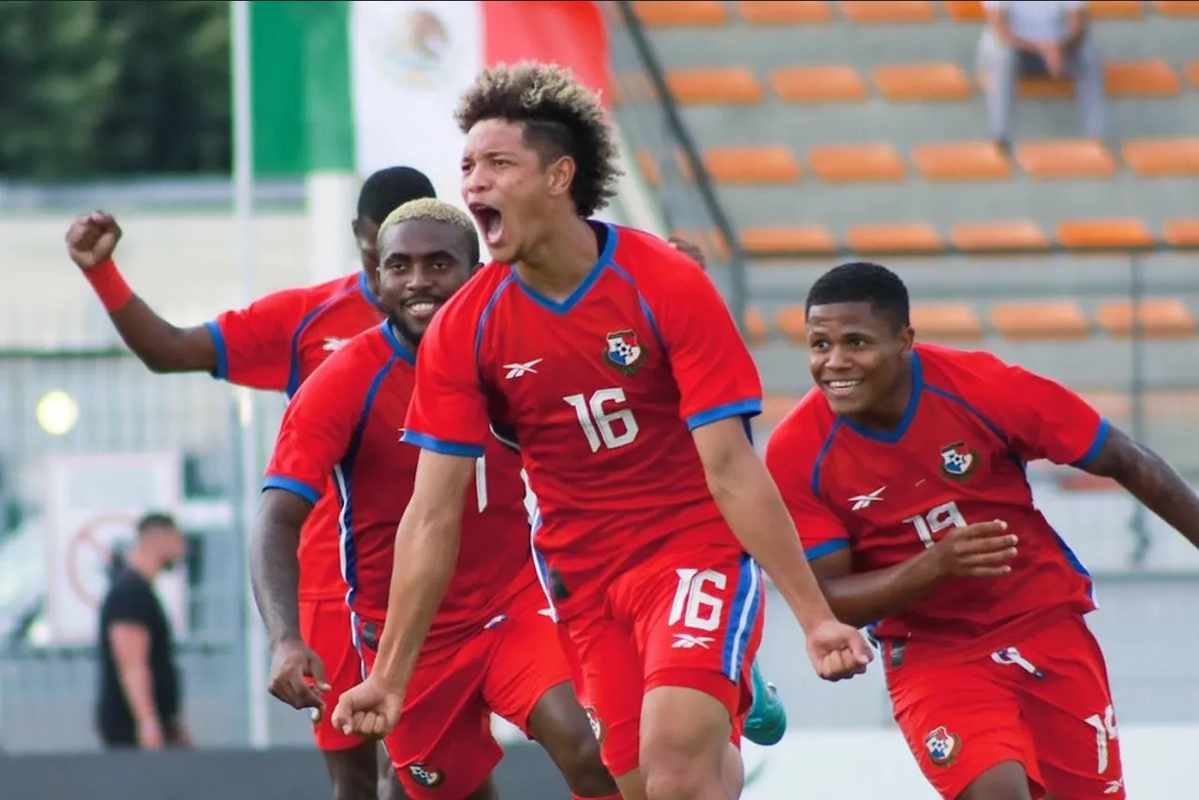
[66,211,122,270]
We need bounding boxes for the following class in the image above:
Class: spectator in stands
[978,1,1106,148]
[95,512,189,750]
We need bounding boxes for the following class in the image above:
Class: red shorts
[298,597,364,751]
[356,582,571,800]
[560,539,765,776]
[886,613,1124,800]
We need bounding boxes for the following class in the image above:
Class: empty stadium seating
[614,0,1199,470]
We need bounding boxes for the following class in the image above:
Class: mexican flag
[245,0,611,204]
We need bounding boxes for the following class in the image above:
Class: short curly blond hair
[455,61,622,218]
[377,198,480,264]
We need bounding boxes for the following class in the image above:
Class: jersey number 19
[564,389,640,453]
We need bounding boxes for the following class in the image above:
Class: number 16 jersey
[401,223,763,607]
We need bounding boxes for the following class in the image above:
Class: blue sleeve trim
[1071,417,1111,469]
[262,475,322,505]
[401,430,485,458]
[686,398,763,432]
[204,321,229,381]
[804,538,850,561]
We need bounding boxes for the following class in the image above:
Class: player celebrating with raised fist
[766,261,1199,800]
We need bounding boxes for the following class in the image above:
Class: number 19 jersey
[765,344,1105,654]
[401,223,763,605]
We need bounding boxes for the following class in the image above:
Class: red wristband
[84,258,134,313]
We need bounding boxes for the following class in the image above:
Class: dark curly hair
[455,61,622,218]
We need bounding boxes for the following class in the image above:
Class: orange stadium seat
[744,307,771,345]
[1088,1,1146,19]
[944,1,985,21]
[990,301,1091,340]
[809,143,906,182]
[632,1,727,27]
[847,223,944,253]
[1150,1,1199,16]
[666,68,763,104]
[703,146,803,184]
[910,303,985,341]
[775,306,809,344]
[1188,61,1199,87]
[740,226,838,256]
[1095,298,1198,338]
[735,1,833,24]
[950,221,1050,251]
[1015,77,1076,98]
[1163,218,1199,247]
[839,1,937,23]
[1015,139,1116,179]
[873,63,973,102]
[770,65,868,103]
[1104,60,1181,96]
[1123,138,1199,177]
[635,150,660,186]
[912,141,1012,181]
[1056,218,1155,249]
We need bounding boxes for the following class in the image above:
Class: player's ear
[898,324,916,355]
[545,155,575,200]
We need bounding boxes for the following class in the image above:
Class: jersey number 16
[564,389,640,453]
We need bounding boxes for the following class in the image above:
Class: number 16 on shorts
[661,558,763,680]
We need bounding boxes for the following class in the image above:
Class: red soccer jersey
[765,343,1105,653]
[206,271,384,600]
[401,223,763,602]
[263,322,535,642]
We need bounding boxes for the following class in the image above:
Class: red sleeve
[401,299,490,458]
[263,351,366,502]
[975,358,1109,467]
[650,257,763,430]
[765,416,851,561]
[206,287,311,392]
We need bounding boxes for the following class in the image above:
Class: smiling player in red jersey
[252,198,619,800]
[330,62,870,800]
[65,167,438,800]
[765,261,1199,800]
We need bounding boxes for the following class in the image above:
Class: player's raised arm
[248,357,362,715]
[66,211,220,374]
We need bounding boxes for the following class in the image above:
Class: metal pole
[1128,252,1150,566]
[231,0,271,750]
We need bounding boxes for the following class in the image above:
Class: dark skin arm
[809,519,1015,629]
[249,489,312,647]
[66,211,218,374]
[1083,425,1199,546]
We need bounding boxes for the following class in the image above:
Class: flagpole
[231,0,271,751]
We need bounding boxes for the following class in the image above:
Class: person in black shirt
[95,512,188,749]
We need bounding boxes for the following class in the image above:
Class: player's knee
[640,686,731,800]
[957,760,1035,800]
[556,730,616,796]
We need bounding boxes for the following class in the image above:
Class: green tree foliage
[0,0,231,180]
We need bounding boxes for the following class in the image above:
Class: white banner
[43,452,188,645]
[349,1,484,210]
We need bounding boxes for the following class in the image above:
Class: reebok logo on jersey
[672,633,715,649]
[503,358,542,379]
[322,337,348,352]
[849,486,886,511]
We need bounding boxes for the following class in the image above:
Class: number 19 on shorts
[564,389,640,453]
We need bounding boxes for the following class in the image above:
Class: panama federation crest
[924,726,962,767]
[605,329,644,375]
[940,441,978,480]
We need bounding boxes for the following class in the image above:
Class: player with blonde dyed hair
[253,190,620,800]
[335,61,869,800]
